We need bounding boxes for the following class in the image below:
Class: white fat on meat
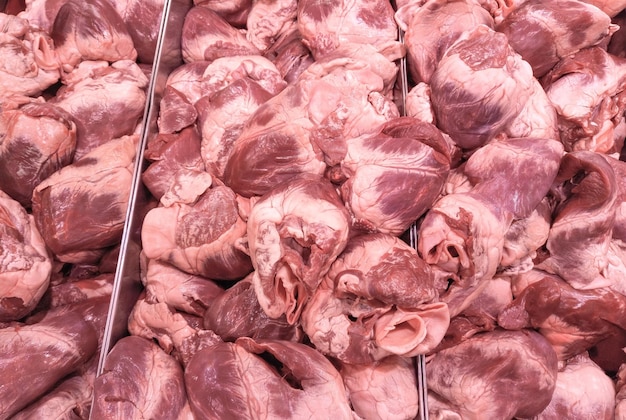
[0,14,60,97]
[339,356,418,420]
[297,0,399,59]
[302,233,449,364]
[0,190,51,322]
[142,171,253,281]
[247,175,350,324]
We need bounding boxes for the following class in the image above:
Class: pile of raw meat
[0,0,163,417]
[3,0,626,418]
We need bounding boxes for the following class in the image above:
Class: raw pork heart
[394,0,494,84]
[141,178,253,281]
[429,24,534,149]
[0,310,98,418]
[0,190,51,322]
[31,135,138,264]
[142,126,205,201]
[339,356,418,420]
[223,43,400,197]
[426,329,558,419]
[184,338,353,419]
[498,271,626,360]
[143,258,223,317]
[496,0,615,77]
[0,101,76,208]
[302,232,449,364]
[297,0,398,59]
[0,14,59,97]
[339,116,450,235]
[535,352,615,419]
[542,47,626,154]
[91,335,188,420]
[539,151,618,289]
[51,60,147,160]
[181,6,259,63]
[51,0,137,73]
[246,175,350,324]
[203,273,302,342]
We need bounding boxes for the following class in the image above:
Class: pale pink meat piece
[580,0,626,17]
[338,116,450,235]
[0,14,59,97]
[194,0,253,27]
[302,233,449,364]
[142,126,205,201]
[157,86,198,134]
[52,60,148,160]
[497,0,616,77]
[31,135,138,264]
[426,329,558,419]
[91,335,189,420]
[0,190,51,322]
[128,296,221,366]
[143,258,223,317]
[297,0,398,59]
[498,271,626,360]
[17,0,67,32]
[504,77,559,141]
[181,6,259,63]
[535,352,615,420]
[203,272,303,342]
[395,0,494,84]
[542,47,626,154]
[0,101,76,208]
[339,356,418,420]
[0,310,98,418]
[246,0,297,53]
[538,151,618,289]
[247,175,350,324]
[418,138,562,315]
[223,44,400,197]
[141,175,253,280]
[429,25,534,149]
[50,0,137,74]
[184,338,353,419]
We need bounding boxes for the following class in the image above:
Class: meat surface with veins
[534,352,615,420]
[496,0,616,78]
[51,0,137,74]
[91,335,189,420]
[339,355,418,420]
[246,0,297,53]
[184,338,353,419]
[429,24,535,150]
[0,101,76,208]
[542,47,626,154]
[426,329,558,419]
[246,175,350,324]
[141,171,253,280]
[498,270,626,360]
[223,44,400,197]
[51,60,147,160]
[394,0,494,84]
[338,116,451,235]
[301,232,449,364]
[297,0,398,59]
[538,151,618,289]
[181,6,259,63]
[31,134,138,264]
[0,190,51,322]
